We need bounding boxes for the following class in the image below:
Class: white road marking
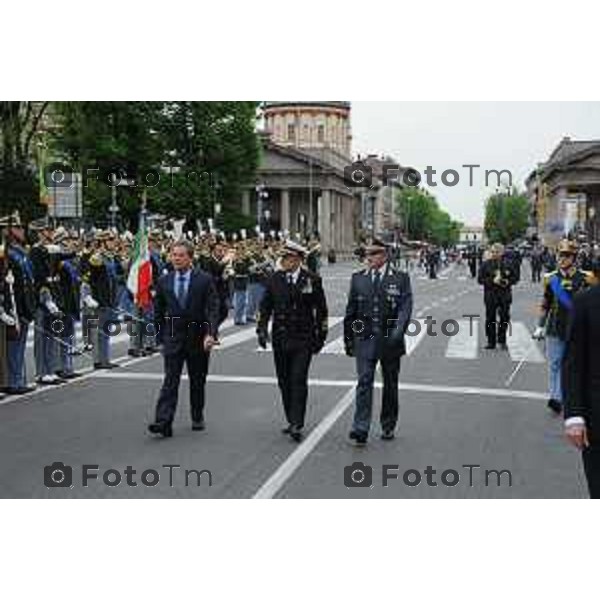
[405,319,428,355]
[88,371,548,402]
[445,319,479,360]
[253,387,356,499]
[506,322,545,363]
[321,336,346,355]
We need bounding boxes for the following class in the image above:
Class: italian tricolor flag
[127,212,152,309]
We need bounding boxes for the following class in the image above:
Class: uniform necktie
[177,273,187,305]
[287,273,294,286]
[373,270,381,293]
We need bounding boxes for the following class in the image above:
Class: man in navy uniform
[148,240,220,438]
[344,239,413,445]
[257,240,329,442]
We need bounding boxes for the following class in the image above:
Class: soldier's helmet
[557,239,578,255]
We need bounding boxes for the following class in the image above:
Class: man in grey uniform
[344,239,413,446]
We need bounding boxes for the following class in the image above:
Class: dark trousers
[353,343,401,435]
[582,445,600,499]
[531,264,542,283]
[273,342,312,428]
[155,348,210,424]
[484,296,511,346]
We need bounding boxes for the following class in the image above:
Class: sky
[351,102,600,226]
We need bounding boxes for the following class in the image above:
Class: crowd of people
[0,212,321,395]
[2,212,600,496]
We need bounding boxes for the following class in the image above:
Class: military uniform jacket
[7,245,37,323]
[539,268,594,340]
[30,244,74,314]
[478,259,519,300]
[257,268,328,351]
[344,264,413,358]
[86,254,124,308]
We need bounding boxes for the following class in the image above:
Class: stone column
[318,189,331,249]
[241,190,250,216]
[280,188,290,233]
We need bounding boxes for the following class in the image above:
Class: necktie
[373,270,381,293]
[177,273,187,305]
[287,273,294,286]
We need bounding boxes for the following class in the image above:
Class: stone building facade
[526,137,600,245]
[242,102,359,252]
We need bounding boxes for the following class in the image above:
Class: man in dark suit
[344,239,413,445]
[148,240,220,438]
[562,260,600,498]
[257,240,328,442]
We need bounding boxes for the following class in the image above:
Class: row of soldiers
[0,214,321,396]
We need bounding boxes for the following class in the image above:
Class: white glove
[0,312,16,327]
[45,300,60,315]
[83,295,99,310]
[532,326,545,341]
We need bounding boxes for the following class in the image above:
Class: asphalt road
[0,260,588,498]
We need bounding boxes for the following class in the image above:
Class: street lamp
[255,183,268,231]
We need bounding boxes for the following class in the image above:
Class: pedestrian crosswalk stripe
[250,319,547,364]
[405,319,428,355]
[506,322,545,364]
[321,336,345,355]
[445,319,479,359]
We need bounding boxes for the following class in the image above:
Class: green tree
[395,186,461,246]
[0,101,49,222]
[484,189,529,244]
[51,101,164,227]
[51,101,260,230]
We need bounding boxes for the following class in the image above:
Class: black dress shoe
[281,425,292,435]
[349,431,368,446]
[148,422,173,438]
[3,386,36,395]
[192,420,206,431]
[55,371,83,380]
[381,430,395,441]
[547,399,563,416]
[289,425,304,442]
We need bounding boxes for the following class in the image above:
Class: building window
[287,123,295,141]
[317,124,325,143]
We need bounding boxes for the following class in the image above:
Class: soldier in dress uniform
[54,228,83,379]
[30,221,73,385]
[478,243,520,351]
[343,239,413,445]
[257,240,329,442]
[231,247,252,325]
[4,214,37,394]
[0,237,14,394]
[198,239,231,327]
[532,239,595,415]
[85,230,125,369]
